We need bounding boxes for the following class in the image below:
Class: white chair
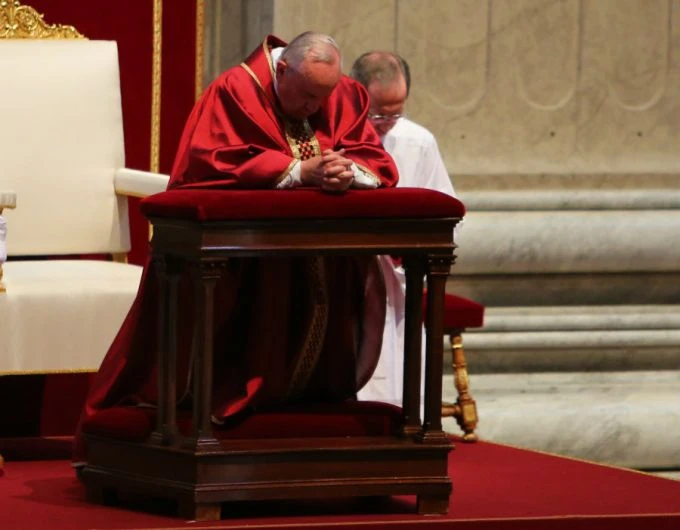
[0,39,169,375]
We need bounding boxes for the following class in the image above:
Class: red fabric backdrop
[27,0,200,264]
[0,1,202,443]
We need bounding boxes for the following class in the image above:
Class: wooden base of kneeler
[81,435,453,521]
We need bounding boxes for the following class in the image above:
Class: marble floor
[442,370,680,479]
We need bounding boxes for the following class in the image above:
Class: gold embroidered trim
[284,122,302,159]
[286,257,328,401]
[283,119,322,161]
[241,61,319,165]
[263,38,276,80]
[240,60,286,132]
[150,0,162,173]
[240,61,264,91]
[0,1,85,39]
[194,0,205,100]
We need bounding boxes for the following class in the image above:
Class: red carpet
[1,438,680,530]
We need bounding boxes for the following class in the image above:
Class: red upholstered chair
[424,291,485,442]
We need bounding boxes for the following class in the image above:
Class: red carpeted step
[1,438,680,529]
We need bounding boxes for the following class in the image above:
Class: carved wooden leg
[417,494,450,515]
[183,260,224,453]
[149,257,181,446]
[401,256,425,436]
[449,333,478,442]
[419,254,451,443]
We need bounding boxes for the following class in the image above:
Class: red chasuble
[73,35,398,463]
[171,35,398,189]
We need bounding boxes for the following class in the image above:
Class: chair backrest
[0,40,129,256]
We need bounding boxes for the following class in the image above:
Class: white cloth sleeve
[275,161,303,189]
[276,160,380,190]
[349,162,379,189]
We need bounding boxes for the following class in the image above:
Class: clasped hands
[300,148,354,193]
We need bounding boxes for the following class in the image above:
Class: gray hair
[281,31,342,71]
[350,51,411,96]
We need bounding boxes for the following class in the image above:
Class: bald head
[350,51,410,136]
[281,31,342,71]
[276,32,343,119]
[349,51,410,96]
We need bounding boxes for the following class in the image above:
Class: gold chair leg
[442,332,478,442]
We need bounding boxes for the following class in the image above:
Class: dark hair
[349,51,411,96]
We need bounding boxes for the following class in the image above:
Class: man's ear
[275,60,287,82]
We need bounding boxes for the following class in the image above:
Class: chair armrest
[114,168,169,199]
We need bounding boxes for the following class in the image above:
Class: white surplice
[357,117,457,406]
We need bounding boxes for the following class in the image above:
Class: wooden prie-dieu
[80,188,465,521]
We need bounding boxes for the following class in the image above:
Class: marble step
[464,329,680,350]
[476,305,680,332]
[441,305,680,372]
[463,189,680,210]
[442,370,680,470]
[448,274,680,306]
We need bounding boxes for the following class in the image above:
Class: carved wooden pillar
[419,253,453,443]
[183,259,225,452]
[149,256,182,445]
[401,256,425,436]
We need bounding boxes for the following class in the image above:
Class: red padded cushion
[140,188,465,221]
[82,401,402,443]
[423,292,485,330]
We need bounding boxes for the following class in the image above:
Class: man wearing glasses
[350,51,457,406]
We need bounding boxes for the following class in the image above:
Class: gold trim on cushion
[150,0,162,173]
[195,0,205,100]
[0,0,85,39]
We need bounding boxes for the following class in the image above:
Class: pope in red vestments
[73,32,399,464]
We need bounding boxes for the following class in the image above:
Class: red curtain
[0,1,203,443]
[26,0,201,264]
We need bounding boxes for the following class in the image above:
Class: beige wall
[204,0,680,193]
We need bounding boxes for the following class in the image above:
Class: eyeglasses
[368,113,403,123]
